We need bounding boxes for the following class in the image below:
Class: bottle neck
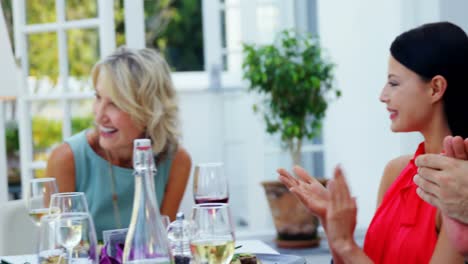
[133,148,156,171]
[133,164,158,208]
[133,147,158,199]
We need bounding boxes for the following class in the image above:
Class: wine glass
[26,177,59,225]
[190,203,235,264]
[193,163,229,204]
[56,212,98,263]
[50,192,89,214]
[37,214,66,264]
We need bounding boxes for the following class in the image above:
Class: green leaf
[241,29,341,146]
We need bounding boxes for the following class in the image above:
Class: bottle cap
[134,139,151,150]
[176,212,185,221]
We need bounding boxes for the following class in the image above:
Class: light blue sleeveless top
[65,130,173,240]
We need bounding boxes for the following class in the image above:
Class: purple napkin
[100,243,124,264]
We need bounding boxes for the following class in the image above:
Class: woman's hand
[277,166,330,226]
[279,165,372,264]
[326,166,359,257]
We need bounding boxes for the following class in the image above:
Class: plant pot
[262,180,324,248]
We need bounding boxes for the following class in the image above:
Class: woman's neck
[105,149,133,168]
[423,132,448,154]
[421,108,451,154]
[89,130,133,168]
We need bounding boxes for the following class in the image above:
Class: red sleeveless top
[363,143,438,263]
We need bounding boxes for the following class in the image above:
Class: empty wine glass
[193,163,229,204]
[50,192,89,214]
[190,203,235,264]
[56,212,98,263]
[26,177,59,225]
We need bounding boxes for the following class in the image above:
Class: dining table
[0,229,367,264]
[1,239,306,264]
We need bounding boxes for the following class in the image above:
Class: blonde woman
[46,47,192,240]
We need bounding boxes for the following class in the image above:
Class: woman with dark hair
[279,21,468,263]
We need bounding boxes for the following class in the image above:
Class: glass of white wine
[26,177,59,225]
[190,203,235,264]
[37,214,66,264]
[56,212,98,263]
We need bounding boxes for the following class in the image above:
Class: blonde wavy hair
[91,47,180,160]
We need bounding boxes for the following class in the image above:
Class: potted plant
[242,29,340,248]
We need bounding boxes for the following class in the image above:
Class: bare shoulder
[47,143,74,169]
[46,143,76,192]
[172,146,192,168]
[167,145,192,181]
[376,155,412,207]
[384,155,412,177]
[160,146,192,219]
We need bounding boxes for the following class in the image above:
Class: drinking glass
[190,203,235,264]
[56,212,98,263]
[37,214,66,264]
[50,192,89,214]
[26,177,59,225]
[193,163,229,204]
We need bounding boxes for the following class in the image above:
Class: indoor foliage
[242,29,341,165]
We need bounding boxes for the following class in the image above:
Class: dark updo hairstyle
[390,22,468,138]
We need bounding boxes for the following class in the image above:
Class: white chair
[0,199,37,255]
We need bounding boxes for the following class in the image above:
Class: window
[13,0,115,195]
[11,0,325,237]
[144,0,204,72]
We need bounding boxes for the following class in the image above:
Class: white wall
[177,92,225,216]
[440,0,468,32]
[318,0,402,230]
[177,90,270,233]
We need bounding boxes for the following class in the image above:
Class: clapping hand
[326,166,358,256]
[277,166,330,228]
[279,165,371,262]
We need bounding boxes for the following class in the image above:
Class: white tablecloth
[235,239,279,255]
[0,254,36,264]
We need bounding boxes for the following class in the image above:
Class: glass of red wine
[193,162,229,204]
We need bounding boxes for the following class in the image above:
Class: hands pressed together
[278,165,360,259]
[414,136,468,224]
[415,136,468,256]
